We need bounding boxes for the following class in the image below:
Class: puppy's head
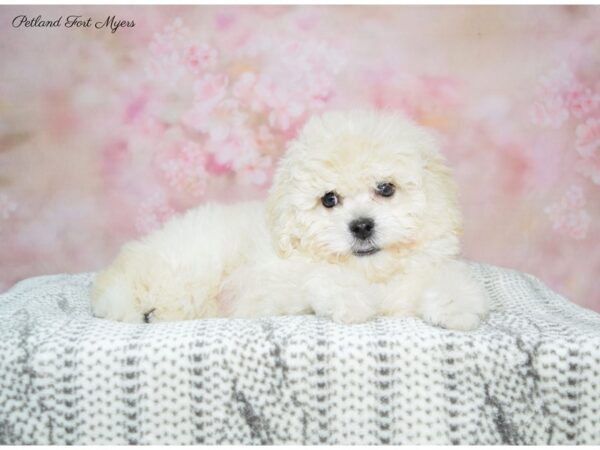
[266,110,462,281]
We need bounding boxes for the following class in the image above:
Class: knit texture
[1,262,599,444]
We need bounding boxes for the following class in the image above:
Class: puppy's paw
[306,273,379,325]
[418,262,490,331]
[330,293,377,324]
[420,288,484,331]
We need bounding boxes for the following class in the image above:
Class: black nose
[349,217,375,240]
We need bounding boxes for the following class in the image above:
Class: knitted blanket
[1,263,599,445]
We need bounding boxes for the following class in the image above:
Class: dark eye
[321,191,339,208]
[376,182,395,197]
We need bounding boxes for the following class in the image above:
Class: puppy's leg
[304,265,380,324]
[92,240,218,323]
[92,203,264,323]
[221,260,379,324]
[385,259,489,331]
[417,260,489,330]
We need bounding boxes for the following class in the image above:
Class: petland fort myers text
[12,15,135,33]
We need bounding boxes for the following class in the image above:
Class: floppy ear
[266,114,325,258]
[417,130,463,245]
[265,149,301,258]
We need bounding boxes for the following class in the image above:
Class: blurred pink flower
[192,73,229,105]
[575,154,600,185]
[255,125,278,155]
[135,191,176,234]
[236,34,344,129]
[154,140,208,198]
[268,100,305,131]
[545,185,591,240]
[183,43,218,75]
[563,184,586,209]
[232,72,263,111]
[148,18,218,84]
[204,128,254,173]
[530,63,598,127]
[146,19,344,193]
[147,18,191,84]
[566,86,599,119]
[137,115,168,138]
[250,75,279,113]
[203,127,272,186]
[182,74,232,136]
[237,154,273,186]
[530,64,574,127]
[214,100,248,142]
[577,160,600,184]
[149,18,189,54]
[575,117,600,158]
[575,117,600,184]
[539,63,577,94]
[204,153,232,176]
[530,94,570,128]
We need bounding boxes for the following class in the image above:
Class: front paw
[307,278,379,325]
[92,269,145,323]
[419,287,489,331]
[330,294,377,324]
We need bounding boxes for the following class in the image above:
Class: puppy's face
[281,142,427,261]
[267,111,462,279]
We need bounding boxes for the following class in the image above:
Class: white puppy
[92,110,489,330]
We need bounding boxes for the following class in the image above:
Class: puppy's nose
[349,217,375,240]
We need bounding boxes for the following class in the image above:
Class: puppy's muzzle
[349,217,375,240]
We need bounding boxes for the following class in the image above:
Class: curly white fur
[92,110,489,330]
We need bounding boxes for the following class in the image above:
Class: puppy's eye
[376,182,396,197]
[321,191,339,208]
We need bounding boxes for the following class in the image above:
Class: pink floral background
[1,6,599,310]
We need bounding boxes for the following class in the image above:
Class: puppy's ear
[418,129,463,244]
[265,152,301,258]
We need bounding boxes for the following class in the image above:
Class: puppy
[92,110,489,330]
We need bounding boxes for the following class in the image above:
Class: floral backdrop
[1,5,599,310]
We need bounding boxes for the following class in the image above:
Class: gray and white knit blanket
[1,262,599,445]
